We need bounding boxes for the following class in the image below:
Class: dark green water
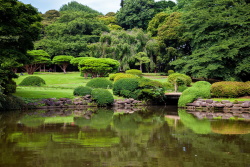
[0,106,250,167]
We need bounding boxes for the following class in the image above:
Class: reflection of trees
[20,115,45,128]
[178,109,211,134]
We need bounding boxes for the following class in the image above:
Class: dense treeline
[0,0,250,96]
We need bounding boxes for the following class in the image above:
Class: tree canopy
[52,55,74,74]
[0,0,41,94]
[170,0,250,81]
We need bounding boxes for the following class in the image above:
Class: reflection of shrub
[211,120,250,134]
[86,78,113,89]
[178,81,211,107]
[113,78,139,98]
[125,69,142,76]
[211,81,247,97]
[19,76,46,86]
[91,88,114,106]
[178,109,211,134]
[73,86,92,96]
[114,74,139,82]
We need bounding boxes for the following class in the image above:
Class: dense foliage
[91,88,114,106]
[73,86,92,96]
[211,81,248,98]
[0,0,41,94]
[86,78,113,89]
[19,76,46,86]
[113,78,140,98]
[114,74,139,82]
[178,81,211,107]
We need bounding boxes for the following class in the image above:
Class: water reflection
[0,107,250,167]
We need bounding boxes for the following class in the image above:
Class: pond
[0,106,250,167]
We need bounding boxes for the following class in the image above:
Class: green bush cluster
[113,78,139,98]
[114,74,139,82]
[211,81,249,97]
[91,88,114,106]
[86,78,113,89]
[73,86,92,96]
[178,81,211,107]
[19,76,46,86]
[125,69,142,76]
[109,73,123,80]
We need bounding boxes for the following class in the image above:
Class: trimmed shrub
[114,74,139,82]
[113,78,139,97]
[73,86,92,96]
[168,73,192,92]
[211,81,246,97]
[19,76,46,86]
[245,81,250,95]
[109,73,123,81]
[167,70,175,76]
[86,78,113,89]
[125,69,142,76]
[162,81,174,91]
[91,88,114,106]
[178,81,211,107]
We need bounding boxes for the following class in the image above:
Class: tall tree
[0,0,41,94]
[171,0,250,81]
[36,11,109,57]
[116,0,155,30]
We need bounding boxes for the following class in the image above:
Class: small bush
[125,69,142,76]
[167,70,175,76]
[211,81,246,97]
[0,94,26,111]
[91,88,114,106]
[114,74,139,82]
[19,76,46,86]
[162,81,174,91]
[109,73,123,81]
[113,78,139,96]
[86,78,113,89]
[245,81,250,95]
[178,81,211,107]
[73,86,92,96]
[168,73,192,92]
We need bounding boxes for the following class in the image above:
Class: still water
[0,106,250,167]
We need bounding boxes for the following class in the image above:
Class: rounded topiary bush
[113,78,139,96]
[245,81,250,95]
[211,81,246,97]
[114,74,139,82]
[73,86,92,96]
[109,73,124,81]
[125,69,142,76]
[91,88,114,106]
[86,78,113,89]
[19,76,46,86]
[167,70,175,76]
[168,73,192,92]
[178,81,211,107]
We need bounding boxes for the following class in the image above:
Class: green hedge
[109,73,123,81]
[125,69,142,76]
[91,88,114,106]
[211,81,247,97]
[114,74,139,82]
[113,78,139,98]
[73,86,92,96]
[86,78,113,89]
[178,81,211,107]
[19,76,46,86]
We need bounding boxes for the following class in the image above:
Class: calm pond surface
[0,106,250,167]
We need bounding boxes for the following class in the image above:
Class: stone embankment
[185,98,250,112]
[27,95,145,110]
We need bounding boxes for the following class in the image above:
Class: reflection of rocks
[185,98,250,113]
[113,99,146,113]
[190,111,250,120]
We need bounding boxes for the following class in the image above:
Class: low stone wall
[185,98,250,112]
[27,96,145,109]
